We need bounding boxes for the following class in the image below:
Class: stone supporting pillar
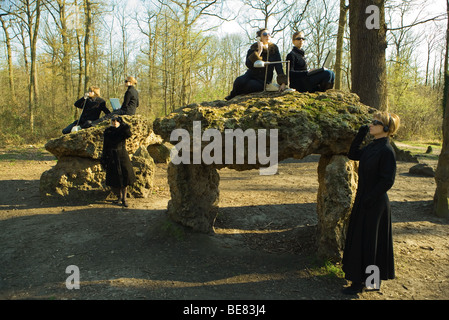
[167,163,220,233]
[317,155,358,260]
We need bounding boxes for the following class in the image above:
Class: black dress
[342,126,396,284]
[101,122,136,188]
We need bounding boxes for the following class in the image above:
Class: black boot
[341,282,363,295]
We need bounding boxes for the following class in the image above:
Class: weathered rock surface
[45,115,154,160]
[154,90,374,167]
[409,163,435,177]
[147,142,172,163]
[167,163,220,233]
[317,155,358,259]
[40,115,157,200]
[153,90,376,259]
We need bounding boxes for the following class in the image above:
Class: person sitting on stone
[115,76,139,116]
[90,76,140,127]
[286,31,335,93]
[62,86,110,134]
[225,28,288,100]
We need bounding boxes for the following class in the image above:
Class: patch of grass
[398,140,442,148]
[321,260,345,279]
[307,258,345,279]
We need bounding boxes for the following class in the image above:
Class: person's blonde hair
[373,111,400,136]
[125,76,137,86]
[88,86,101,98]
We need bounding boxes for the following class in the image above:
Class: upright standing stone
[167,163,220,233]
[317,155,358,260]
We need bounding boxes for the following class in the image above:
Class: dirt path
[0,148,448,302]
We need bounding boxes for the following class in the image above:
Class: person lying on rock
[286,31,335,93]
[101,115,136,207]
[62,86,110,134]
[225,28,288,100]
[341,112,401,295]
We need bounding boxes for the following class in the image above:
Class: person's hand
[84,92,89,99]
[359,124,369,135]
[354,124,369,141]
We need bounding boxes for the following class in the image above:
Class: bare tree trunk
[335,0,348,90]
[349,0,388,110]
[433,0,449,218]
[0,16,17,106]
[28,0,42,134]
[83,0,92,92]
[75,28,83,119]
[58,0,72,108]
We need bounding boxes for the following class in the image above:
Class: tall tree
[0,15,18,106]
[349,0,388,110]
[335,0,348,90]
[83,0,92,92]
[157,0,225,107]
[433,0,449,218]
[242,0,293,33]
[7,0,43,132]
[44,0,73,109]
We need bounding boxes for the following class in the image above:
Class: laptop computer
[110,98,121,111]
[307,51,333,76]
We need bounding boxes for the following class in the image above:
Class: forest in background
[0,0,446,145]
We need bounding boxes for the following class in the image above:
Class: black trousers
[228,73,264,99]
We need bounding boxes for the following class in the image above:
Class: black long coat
[342,126,396,284]
[101,122,136,188]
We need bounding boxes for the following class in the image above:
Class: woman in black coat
[286,31,334,93]
[342,111,400,294]
[101,116,136,207]
[62,86,110,134]
[225,28,288,100]
[119,76,139,115]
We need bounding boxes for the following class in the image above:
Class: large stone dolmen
[153,90,376,259]
[40,115,159,200]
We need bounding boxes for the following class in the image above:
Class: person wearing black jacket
[225,29,288,100]
[118,76,139,115]
[90,76,139,127]
[62,86,110,134]
[286,31,334,93]
[342,112,401,295]
[101,115,136,207]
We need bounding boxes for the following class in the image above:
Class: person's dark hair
[111,115,123,123]
[256,28,269,38]
[292,31,304,41]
